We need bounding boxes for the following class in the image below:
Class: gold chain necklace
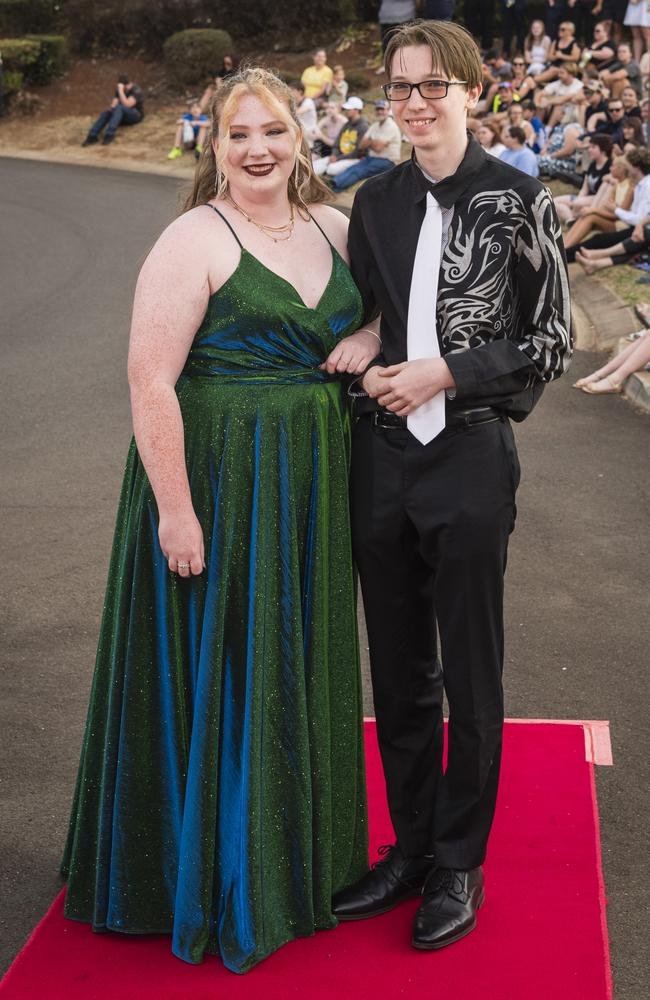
[227,195,295,243]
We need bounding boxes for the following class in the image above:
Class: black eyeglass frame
[382,79,468,101]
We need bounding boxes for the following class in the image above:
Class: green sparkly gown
[61,207,369,974]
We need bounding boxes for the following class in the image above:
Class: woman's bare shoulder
[309,203,350,259]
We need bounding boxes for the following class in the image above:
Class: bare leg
[576,251,615,273]
[563,214,616,248]
[532,66,559,86]
[554,194,576,223]
[578,241,625,260]
[642,26,650,56]
[580,332,650,390]
[631,26,644,63]
[546,104,565,129]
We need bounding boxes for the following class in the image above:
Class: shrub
[0,0,62,36]
[24,34,68,84]
[0,34,67,89]
[163,28,233,90]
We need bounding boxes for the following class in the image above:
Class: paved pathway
[1,158,648,997]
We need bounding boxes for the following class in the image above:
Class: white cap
[341,96,364,110]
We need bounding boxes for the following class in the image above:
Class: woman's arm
[127,215,214,575]
[315,206,382,374]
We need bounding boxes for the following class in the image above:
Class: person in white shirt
[289,81,318,147]
[534,63,584,129]
[329,100,402,191]
[573,145,650,271]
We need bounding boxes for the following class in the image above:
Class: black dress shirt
[348,135,572,420]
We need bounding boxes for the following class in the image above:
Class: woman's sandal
[573,371,606,388]
[581,376,624,394]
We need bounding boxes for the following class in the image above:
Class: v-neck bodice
[182,209,363,385]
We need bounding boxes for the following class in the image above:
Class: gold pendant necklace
[227,195,295,242]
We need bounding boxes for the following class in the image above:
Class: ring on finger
[177,561,191,570]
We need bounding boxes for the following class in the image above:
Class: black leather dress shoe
[333,844,434,921]
[412,866,485,949]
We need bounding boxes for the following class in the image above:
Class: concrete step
[617,336,650,413]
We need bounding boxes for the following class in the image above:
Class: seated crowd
[81,23,650,394]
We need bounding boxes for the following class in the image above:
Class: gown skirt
[61,237,369,974]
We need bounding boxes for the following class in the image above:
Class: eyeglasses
[383,79,467,101]
[609,106,624,113]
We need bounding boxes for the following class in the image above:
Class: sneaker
[101,133,115,146]
[81,135,98,147]
[194,144,203,161]
[167,146,183,160]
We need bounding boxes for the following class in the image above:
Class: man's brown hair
[384,20,483,92]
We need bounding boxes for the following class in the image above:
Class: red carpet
[1,722,612,1000]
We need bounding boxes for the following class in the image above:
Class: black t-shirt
[551,40,576,67]
[115,83,144,116]
[588,40,616,72]
[586,157,611,194]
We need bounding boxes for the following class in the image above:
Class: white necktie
[406,191,446,445]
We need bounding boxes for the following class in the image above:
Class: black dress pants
[350,415,520,870]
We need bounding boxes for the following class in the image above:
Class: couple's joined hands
[322,329,455,416]
[363,358,455,417]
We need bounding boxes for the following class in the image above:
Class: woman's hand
[321,328,381,374]
[159,509,205,578]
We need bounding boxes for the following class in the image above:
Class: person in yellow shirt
[301,49,334,103]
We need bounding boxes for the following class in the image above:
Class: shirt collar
[410,133,487,209]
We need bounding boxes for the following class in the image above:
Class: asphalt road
[1,158,648,998]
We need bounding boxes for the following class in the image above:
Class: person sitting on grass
[301,48,334,104]
[536,106,585,181]
[167,101,209,161]
[566,145,650,260]
[554,133,613,222]
[561,153,633,250]
[198,55,239,112]
[312,101,347,157]
[312,96,369,179]
[476,119,507,158]
[620,84,643,121]
[499,124,540,176]
[289,81,318,147]
[599,42,643,99]
[535,63,584,129]
[330,64,348,105]
[573,329,650,392]
[329,99,402,191]
[82,74,144,147]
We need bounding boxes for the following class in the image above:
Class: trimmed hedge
[25,34,68,83]
[163,28,233,90]
[0,34,67,93]
[0,0,62,36]
[0,36,40,95]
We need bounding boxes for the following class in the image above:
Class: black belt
[370,406,501,432]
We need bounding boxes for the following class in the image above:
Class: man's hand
[364,358,456,415]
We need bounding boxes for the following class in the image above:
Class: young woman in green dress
[61,67,379,974]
